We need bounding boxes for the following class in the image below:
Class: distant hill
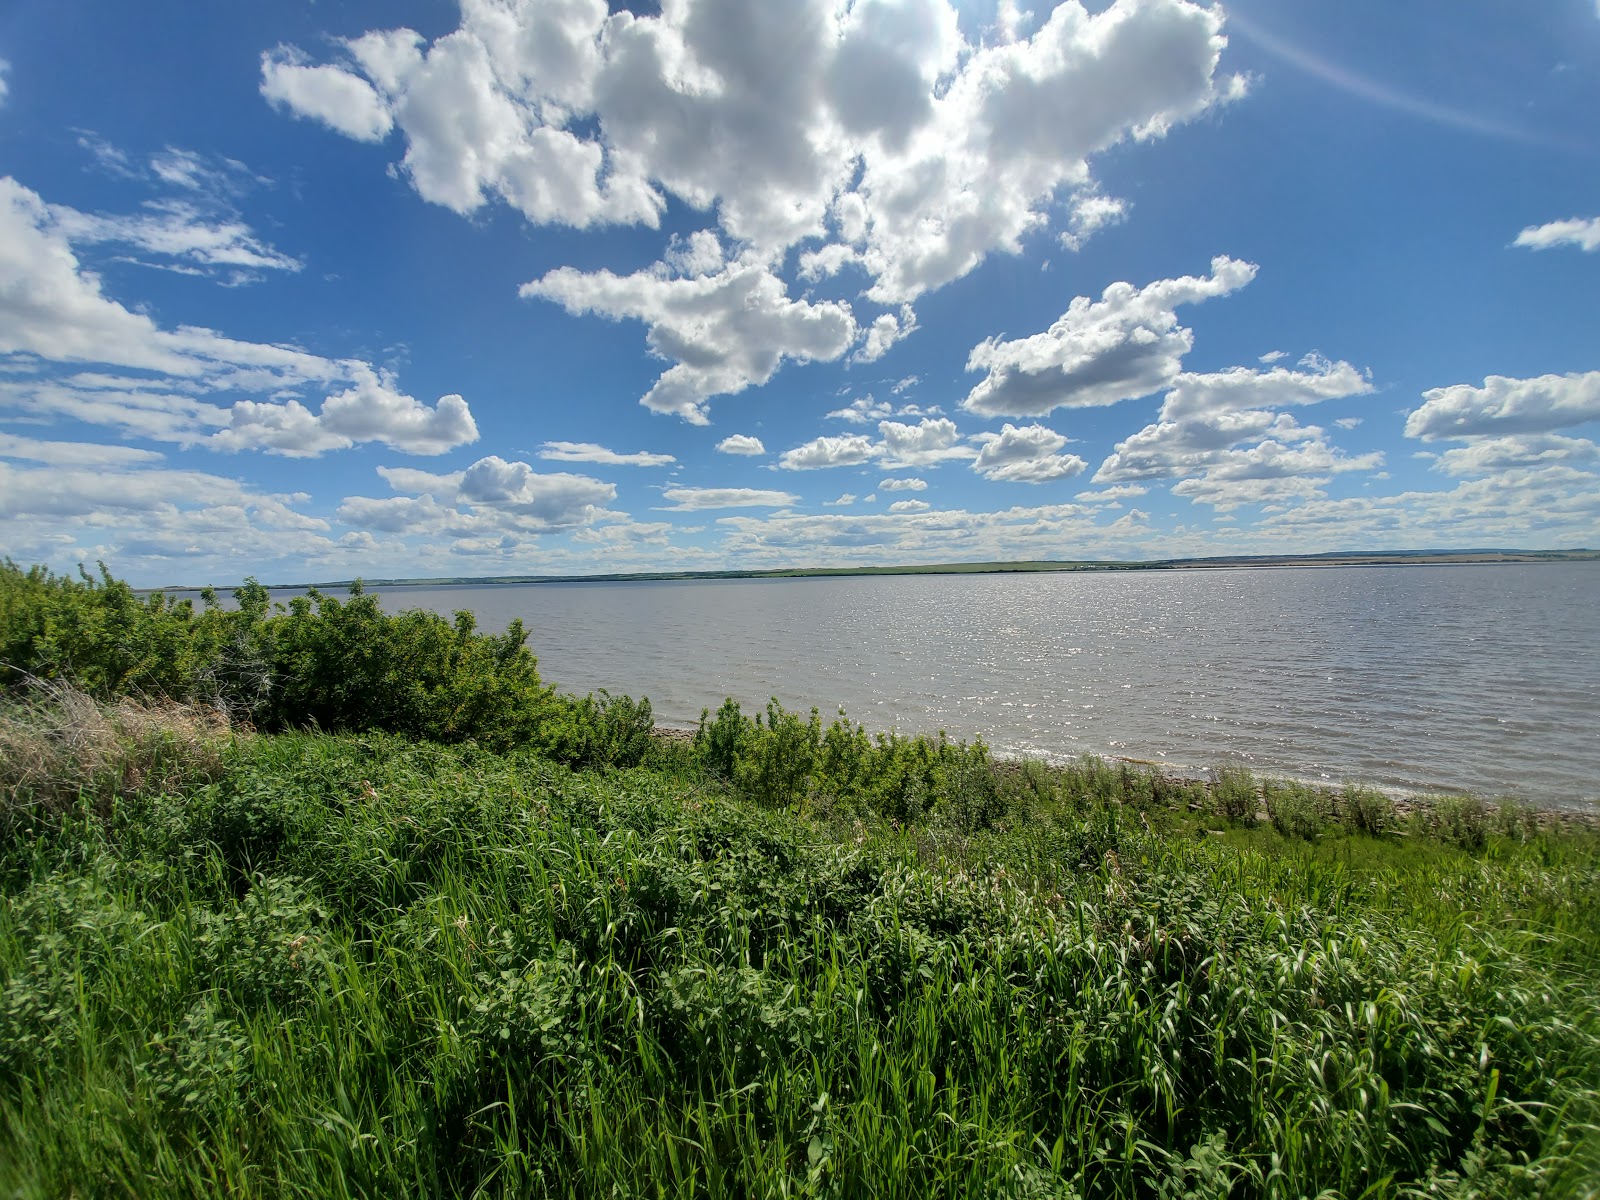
[176,546,1596,592]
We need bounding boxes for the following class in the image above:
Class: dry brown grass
[0,680,237,836]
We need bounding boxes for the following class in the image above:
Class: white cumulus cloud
[963,256,1257,417]
[1432,434,1600,477]
[1095,356,1379,509]
[971,422,1087,482]
[715,434,766,456]
[524,259,856,423]
[778,433,878,471]
[1513,216,1600,253]
[267,0,1243,406]
[260,46,395,142]
[458,455,616,523]
[781,417,975,471]
[1406,371,1600,441]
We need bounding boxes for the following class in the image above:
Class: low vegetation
[2,562,1597,1197]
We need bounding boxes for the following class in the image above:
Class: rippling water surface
[282,563,1597,805]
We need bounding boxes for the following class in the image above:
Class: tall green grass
[2,711,1596,1198]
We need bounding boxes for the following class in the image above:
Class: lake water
[261,563,1599,807]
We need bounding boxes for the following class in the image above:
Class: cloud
[888,499,930,512]
[962,256,1257,417]
[538,440,675,466]
[1074,484,1148,504]
[213,369,477,457]
[1513,217,1600,253]
[710,498,1167,565]
[824,493,857,506]
[853,305,919,363]
[269,0,1242,403]
[778,432,877,470]
[260,46,395,142]
[826,395,939,424]
[376,465,464,495]
[1253,466,1600,548]
[1095,356,1379,508]
[0,59,9,106]
[715,434,766,456]
[457,455,615,522]
[877,417,974,468]
[780,416,974,471]
[971,422,1087,482]
[853,1,1240,303]
[0,459,337,576]
[524,259,856,423]
[879,476,928,492]
[658,486,799,511]
[1059,192,1127,251]
[147,148,262,197]
[1431,434,1600,477]
[340,455,618,540]
[0,432,164,468]
[47,198,302,275]
[0,176,476,457]
[1406,371,1600,441]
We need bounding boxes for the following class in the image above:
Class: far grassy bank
[2,690,1599,1198]
[132,546,1600,593]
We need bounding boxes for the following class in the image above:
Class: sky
[1,0,1598,587]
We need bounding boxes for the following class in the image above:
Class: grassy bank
[2,562,1598,1196]
[2,695,1598,1197]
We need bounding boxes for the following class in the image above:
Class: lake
[259,563,1599,807]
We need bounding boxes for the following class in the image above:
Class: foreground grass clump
[2,704,1597,1199]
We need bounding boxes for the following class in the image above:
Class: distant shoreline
[149,547,1599,593]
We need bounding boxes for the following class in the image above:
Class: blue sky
[1,0,1597,586]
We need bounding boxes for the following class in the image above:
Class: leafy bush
[1338,783,1396,836]
[1263,780,1332,841]
[139,999,252,1116]
[1,563,564,752]
[1493,798,1540,842]
[734,701,823,808]
[1417,795,1491,851]
[0,562,227,702]
[532,689,657,771]
[262,584,554,751]
[1209,765,1259,825]
[191,875,330,1010]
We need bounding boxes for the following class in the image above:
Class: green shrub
[1416,794,1490,850]
[139,999,252,1116]
[1209,765,1259,825]
[1,563,565,753]
[1493,798,1539,842]
[1337,784,1396,836]
[693,697,750,781]
[533,689,656,771]
[191,876,330,1010]
[1263,781,1332,841]
[733,701,823,808]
